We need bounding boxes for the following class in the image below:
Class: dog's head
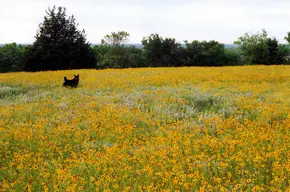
[74,74,79,82]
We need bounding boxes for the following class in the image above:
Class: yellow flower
[44,186,50,192]
[173,178,179,184]
[114,184,119,189]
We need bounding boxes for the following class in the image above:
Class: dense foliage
[0,43,26,72]
[24,6,96,72]
[142,34,181,67]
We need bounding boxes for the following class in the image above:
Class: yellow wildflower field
[1,66,290,191]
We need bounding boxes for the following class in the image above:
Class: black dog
[63,74,79,88]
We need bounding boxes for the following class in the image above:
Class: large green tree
[235,29,286,65]
[142,34,181,67]
[234,29,269,64]
[95,31,145,69]
[179,40,226,66]
[25,6,96,71]
[266,38,284,65]
[101,31,130,46]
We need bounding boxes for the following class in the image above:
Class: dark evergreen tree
[25,6,96,71]
[266,38,283,64]
[142,34,181,67]
[179,40,226,66]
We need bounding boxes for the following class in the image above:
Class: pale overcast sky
[0,0,290,44]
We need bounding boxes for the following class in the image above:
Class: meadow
[1,66,290,191]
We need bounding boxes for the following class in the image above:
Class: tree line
[1,6,290,73]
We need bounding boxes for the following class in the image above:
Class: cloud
[0,0,289,44]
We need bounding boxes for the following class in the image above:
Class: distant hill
[0,43,239,49]
[0,43,31,47]
[224,44,239,49]
[91,44,239,49]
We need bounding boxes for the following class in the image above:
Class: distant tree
[141,34,163,67]
[142,34,181,67]
[95,31,145,68]
[179,40,202,66]
[200,40,226,66]
[224,48,243,66]
[266,38,283,64]
[285,32,290,44]
[278,44,290,64]
[101,31,130,46]
[0,43,25,73]
[25,6,96,71]
[234,29,268,64]
[179,40,226,66]
[94,45,145,69]
[283,32,290,64]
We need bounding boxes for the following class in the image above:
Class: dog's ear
[75,74,79,77]
[64,76,67,81]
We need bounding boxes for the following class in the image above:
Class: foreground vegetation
[1,66,290,191]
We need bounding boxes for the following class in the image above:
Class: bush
[224,48,243,66]
[278,44,290,64]
[0,43,25,73]
[94,45,146,69]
